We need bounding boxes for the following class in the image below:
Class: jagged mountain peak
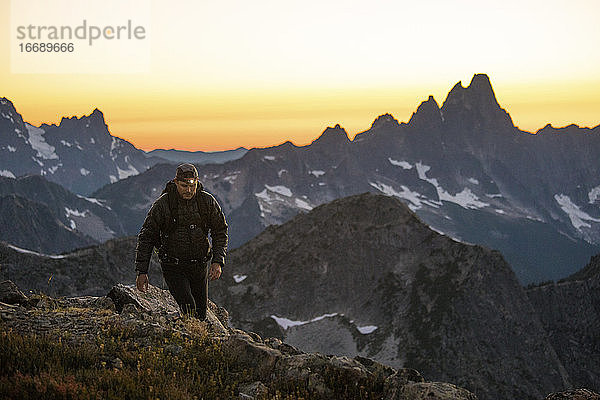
[440,73,515,130]
[58,108,107,129]
[370,113,400,130]
[89,108,106,123]
[469,73,494,92]
[310,123,350,147]
[408,95,442,128]
[443,73,500,109]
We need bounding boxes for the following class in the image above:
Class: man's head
[174,163,199,200]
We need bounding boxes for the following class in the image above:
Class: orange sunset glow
[2,0,599,152]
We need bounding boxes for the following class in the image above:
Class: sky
[1,0,599,151]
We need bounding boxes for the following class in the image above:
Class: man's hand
[209,263,222,281]
[136,273,149,292]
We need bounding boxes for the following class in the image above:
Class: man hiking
[134,163,228,320]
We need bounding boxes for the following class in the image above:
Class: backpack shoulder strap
[161,180,179,234]
[196,189,211,234]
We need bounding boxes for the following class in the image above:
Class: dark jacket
[134,183,228,274]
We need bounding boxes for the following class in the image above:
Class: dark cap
[175,163,198,181]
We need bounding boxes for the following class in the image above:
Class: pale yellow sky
[1,0,599,151]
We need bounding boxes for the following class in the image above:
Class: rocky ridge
[526,255,600,391]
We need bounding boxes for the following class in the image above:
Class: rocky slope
[0,280,479,400]
[0,175,125,253]
[0,237,160,297]
[0,194,96,253]
[527,255,600,392]
[210,192,582,400]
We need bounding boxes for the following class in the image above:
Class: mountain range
[1,74,599,282]
[0,100,165,195]
[88,75,599,283]
[145,147,248,164]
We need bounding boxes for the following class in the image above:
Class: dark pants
[162,261,209,320]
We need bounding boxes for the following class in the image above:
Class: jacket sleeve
[135,199,164,274]
[207,194,228,267]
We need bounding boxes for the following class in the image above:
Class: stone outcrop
[0,279,28,304]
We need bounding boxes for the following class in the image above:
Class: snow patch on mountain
[295,198,313,211]
[265,185,292,197]
[357,325,378,334]
[468,178,480,185]
[255,189,273,204]
[369,181,439,211]
[64,207,88,218]
[7,146,16,152]
[555,194,600,230]
[309,170,325,177]
[0,170,16,178]
[233,274,247,283]
[80,168,90,176]
[6,243,67,259]
[388,158,413,170]
[60,140,72,147]
[76,195,112,210]
[110,137,122,152]
[1,112,14,123]
[263,155,275,161]
[589,186,600,204]
[117,164,139,180]
[416,162,489,209]
[271,313,339,330]
[223,172,240,184]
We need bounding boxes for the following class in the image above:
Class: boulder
[238,381,269,399]
[0,280,28,305]
[106,283,228,335]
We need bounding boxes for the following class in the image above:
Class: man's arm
[206,193,228,268]
[135,200,163,276]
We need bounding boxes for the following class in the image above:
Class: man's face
[175,178,198,200]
